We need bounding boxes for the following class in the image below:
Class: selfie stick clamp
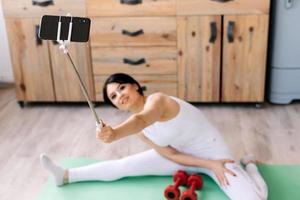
[56,14,102,129]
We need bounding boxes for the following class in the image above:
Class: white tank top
[143,95,233,160]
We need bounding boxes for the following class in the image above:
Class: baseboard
[0,75,14,83]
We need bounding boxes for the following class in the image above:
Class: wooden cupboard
[2,0,95,104]
[178,14,269,102]
[2,0,270,103]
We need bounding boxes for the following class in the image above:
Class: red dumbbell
[164,170,189,200]
[180,174,203,200]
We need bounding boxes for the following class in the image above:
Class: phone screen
[39,15,91,42]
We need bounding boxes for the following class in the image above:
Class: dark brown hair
[103,73,144,107]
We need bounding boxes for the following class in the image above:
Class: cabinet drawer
[2,0,86,18]
[94,75,177,101]
[92,47,177,75]
[86,0,176,17]
[177,0,270,16]
[90,17,176,47]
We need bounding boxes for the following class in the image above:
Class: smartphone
[39,15,91,42]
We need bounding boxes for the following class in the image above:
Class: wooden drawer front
[92,47,177,75]
[177,0,270,16]
[90,17,176,47]
[95,75,177,101]
[2,0,86,18]
[86,0,176,17]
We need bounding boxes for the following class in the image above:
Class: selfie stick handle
[57,15,102,128]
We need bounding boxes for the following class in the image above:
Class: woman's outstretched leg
[40,149,189,186]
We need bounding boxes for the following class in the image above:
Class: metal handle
[227,21,235,43]
[120,0,142,5]
[36,25,43,45]
[211,0,233,3]
[66,52,101,126]
[122,29,144,37]
[123,58,146,65]
[209,22,217,43]
[285,0,294,9]
[32,0,54,7]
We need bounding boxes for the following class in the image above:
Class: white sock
[241,155,268,200]
[40,154,65,186]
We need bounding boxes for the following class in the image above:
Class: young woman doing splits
[40,73,268,200]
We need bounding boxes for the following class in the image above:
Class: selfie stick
[56,15,102,129]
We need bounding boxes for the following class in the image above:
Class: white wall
[0,1,13,83]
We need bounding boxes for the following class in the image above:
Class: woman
[41,73,268,200]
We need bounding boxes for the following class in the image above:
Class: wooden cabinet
[88,2,178,101]
[3,0,270,103]
[2,0,95,103]
[87,0,270,103]
[177,0,270,102]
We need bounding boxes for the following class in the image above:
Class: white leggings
[69,149,267,200]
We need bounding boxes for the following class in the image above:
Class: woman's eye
[120,85,125,90]
[111,94,116,100]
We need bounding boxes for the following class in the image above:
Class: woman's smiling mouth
[121,96,129,104]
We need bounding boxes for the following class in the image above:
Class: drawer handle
[35,25,43,45]
[32,0,54,7]
[211,0,233,3]
[122,29,144,37]
[227,21,235,43]
[120,0,142,5]
[123,58,146,65]
[209,22,217,43]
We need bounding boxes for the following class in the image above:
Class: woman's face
[106,82,141,111]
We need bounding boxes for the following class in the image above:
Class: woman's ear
[133,83,139,91]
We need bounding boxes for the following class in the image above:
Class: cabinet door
[178,16,221,102]
[5,19,55,101]
[49,42,95,102]
[222,15,269,102]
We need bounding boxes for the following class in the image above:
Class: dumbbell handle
[189,182,197,192]
[181,181,197,200]
[173,178,182,188]
[164,177,185,200]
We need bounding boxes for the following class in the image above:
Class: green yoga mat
[36,157,300,200]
